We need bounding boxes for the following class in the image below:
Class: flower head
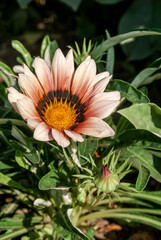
[94,164,120,193]
[8,48,120,148]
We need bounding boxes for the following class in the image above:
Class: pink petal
[18,73,44,104]
[16,98,39,120]
[64,129,84,142]
[75,117,115,138]
[85,100,120,119]
[65,49,74,90]
[13,65,24,73]
[8,87,27,113]
[34,122,53,141]
[71,57,96,99]
[27,117,43,130]
[51,128,70,148]
[51,49,69,91]
[23,64,38,79]
[44,45,51,67]
[92,72,110,86]
[90,91,121,103]
[81,74,112,104]
[85,92,120,119]
[32,57,53,93]
[92,75,112,95]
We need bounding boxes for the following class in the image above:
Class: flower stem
[62,147,73,169]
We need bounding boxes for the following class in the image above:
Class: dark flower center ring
[36,90,86,132]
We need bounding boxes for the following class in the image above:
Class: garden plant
[1,0,161,239]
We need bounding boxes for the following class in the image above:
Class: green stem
[62,147,74,170]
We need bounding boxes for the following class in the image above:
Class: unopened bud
[94,165,119,193]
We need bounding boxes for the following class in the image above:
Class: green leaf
[123,147,161,182]
[108,79,149,103]
[131,190,161,206]
[0,62,16,87]
[0,82,8,101]
[105,30,115,74]
[24,149,40,164]
[15,150,30,170]
[118,103,161,136]
[49,40,59,61]
[78,138,98,164]
[91,29,161,60]
[40,35,50,58]
[78,209,161,231]
[0,119,27,128]
[59,0,82,11]
[103,129,161,158]
[136,165,150,191]
[51,207,90,240]
[39,169,60,190]
[0,215,42,229]
[0,172,35,195]
[116,129,161,150]
[38,168,74,190]
[131,66,161,88]
[16,0,33,9]
[11,40,33,68]
[0,229,29,240]
[11,125,29,146]
[0,202,19,217]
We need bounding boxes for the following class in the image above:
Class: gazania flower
[8,48,120,148]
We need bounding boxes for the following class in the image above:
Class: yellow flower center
[43,99,78,132]
[37,90,85,132]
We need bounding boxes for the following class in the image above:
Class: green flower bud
[94,165,120,193]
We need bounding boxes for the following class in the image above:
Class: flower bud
[94,165,120,193]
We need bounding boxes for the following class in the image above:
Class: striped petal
[27,117,43,129]
[75,117,115,138]
[85,92,120,119]
[92,72,110,86]
[52,128,70,148]
[71,57,96,99]
[33,57,53,93]
[34,122,53,141]
[51,49,68,91]
[81,74,112,104]
[92,75,112,95]
[44,45,51,67]
[64,129,84,142]
[8,87,27,113]
[18,73,44,104]
[65,49,74,90]
[16,98,39,120]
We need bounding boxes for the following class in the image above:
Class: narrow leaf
[136,165,150,191]
[105,30,115,74]
[0,172,35,195]
[40,35,50,58]
[51,207,90,240]
[131,67,161,88]
[91,29,161,60]
[11,40,33,68]
[124,147,161,182]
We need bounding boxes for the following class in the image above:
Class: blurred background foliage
[0,0,161,104]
